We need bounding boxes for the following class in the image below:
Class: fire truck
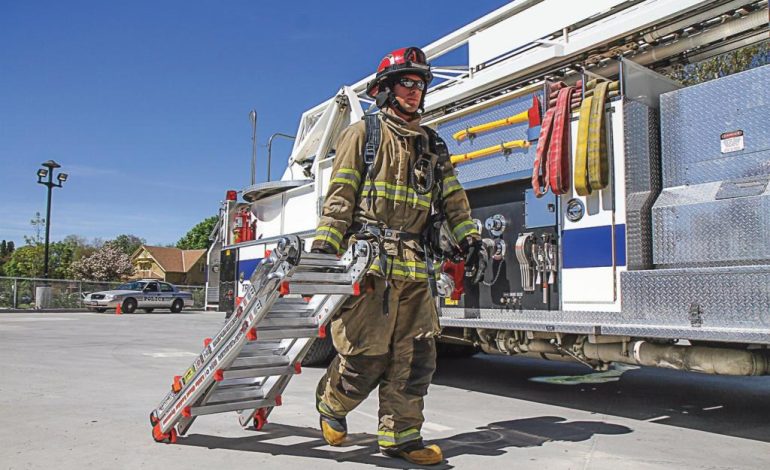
[204,0,770,372]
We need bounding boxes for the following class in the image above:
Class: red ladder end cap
[246,327,258,341]
[294,362,302,374]
[203,337,212,347]
[352,282,360,296]
[214,370,224,382]
[279,282,290,296]
[318,326,327,339]
[275,395,283,406]
[171,376,183,393]
[182,406,192,418]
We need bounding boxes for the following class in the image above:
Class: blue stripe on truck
[562,224,626,269]
[237,258,262,281]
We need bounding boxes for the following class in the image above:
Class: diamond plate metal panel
[436,93,543,186]
[623,100,660,270]
[660,64,770,188]
[621,267,770,329]
[652,184,770,266]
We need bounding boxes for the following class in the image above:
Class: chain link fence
[0,276,206,310]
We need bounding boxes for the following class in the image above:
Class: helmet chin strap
[376,86,421,120]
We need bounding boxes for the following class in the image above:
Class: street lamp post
[36,160,67,278]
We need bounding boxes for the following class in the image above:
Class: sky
[0,0,510,247]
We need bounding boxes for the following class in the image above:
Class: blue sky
[0,0,509,246]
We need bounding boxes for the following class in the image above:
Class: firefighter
[311,46,485,466]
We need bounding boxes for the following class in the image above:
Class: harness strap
[363,114,381,209]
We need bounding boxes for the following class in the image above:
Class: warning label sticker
[720,130,744,154]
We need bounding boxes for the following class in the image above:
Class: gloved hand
[310,240,337,255]
[462,238,488,285]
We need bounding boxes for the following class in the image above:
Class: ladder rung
[191,397,280,417]
[257,327,321,341]
[209,387,265,404]
[285,284,358,296]
[220,363,300,380]
[298,252,340,263]
[290,272,352,283]
[231,354,290,368]
[218,376,265,387]
[268,306,315,315]
[260,317,318,328]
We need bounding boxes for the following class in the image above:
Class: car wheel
[122,298,138,314]
[170,299,184,313]
[143,308,154,313]
[95,308,107,313]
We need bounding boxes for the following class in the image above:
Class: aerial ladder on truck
[149,236,377,442]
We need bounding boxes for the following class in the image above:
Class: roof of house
[133,246,206,273]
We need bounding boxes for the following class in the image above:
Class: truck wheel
[122,298,138,314]
[142,308,154,313]
[302,327,335,366]
[170,299,184,313]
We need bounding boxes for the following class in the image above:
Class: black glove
[463,238,488,285]
[310,240,337,255]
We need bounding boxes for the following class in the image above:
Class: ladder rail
[150,238,377,441]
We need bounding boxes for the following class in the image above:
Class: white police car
[84,280,194,313]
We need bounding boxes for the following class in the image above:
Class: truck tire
[122,298,138,314]
[302,327,335,366]
[170,299,184,313]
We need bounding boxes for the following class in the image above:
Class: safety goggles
[398,77,426,91]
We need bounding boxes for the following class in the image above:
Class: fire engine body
[206,0,770,374]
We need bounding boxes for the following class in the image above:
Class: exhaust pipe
[583,341,770,376]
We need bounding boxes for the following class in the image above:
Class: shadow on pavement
[434,354,770,443]
[177,416,629,469]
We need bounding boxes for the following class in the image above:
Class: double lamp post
[36,160,67,279]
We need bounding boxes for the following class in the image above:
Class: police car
[83,280,194,313]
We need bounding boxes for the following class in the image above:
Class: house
[130,245,207,285]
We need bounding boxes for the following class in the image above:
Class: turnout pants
[316,276,440,449]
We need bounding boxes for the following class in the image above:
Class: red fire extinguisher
[233,207,255,243]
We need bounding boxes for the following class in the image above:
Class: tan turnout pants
[316,275,440,449]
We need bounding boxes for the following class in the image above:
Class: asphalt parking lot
[1,310,769,469]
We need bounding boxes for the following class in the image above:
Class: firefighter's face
[393,73,424,114]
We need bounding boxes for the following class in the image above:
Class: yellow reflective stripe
[377,428,421,447]
[331,168,361,189]
[361,181,432,208]
[369,259,429,280]
[442,175,462,198]
[315,226,343,252]
[452,220,479,240]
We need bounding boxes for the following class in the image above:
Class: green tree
[3,242,74,279]
[176,216,217,250]
[111,234,145,256]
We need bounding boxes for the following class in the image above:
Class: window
[145,282,159,292]
[160,283,174,292]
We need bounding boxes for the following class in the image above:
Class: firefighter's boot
[319,414,347,446]
[381,440,444,466]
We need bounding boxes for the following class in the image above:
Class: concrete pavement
[1,310,769,469]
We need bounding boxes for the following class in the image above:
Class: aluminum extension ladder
[149,235,376,443]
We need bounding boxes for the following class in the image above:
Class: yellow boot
[381,441,444,466]
[319,414,347,446]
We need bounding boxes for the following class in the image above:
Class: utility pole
[36,160,67,278]
[249,109,257,185]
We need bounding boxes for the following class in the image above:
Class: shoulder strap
[363,114,381,177]
[362,113,381,210]
[422,126,450,165]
